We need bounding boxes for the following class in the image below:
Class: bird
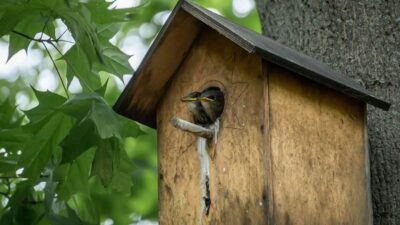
[181,87,224,126]
[180,87,224,216]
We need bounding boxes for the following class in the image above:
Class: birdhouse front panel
[157,28,269,225]
[266,64,370,225]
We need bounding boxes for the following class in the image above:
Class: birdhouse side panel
[266,64,370,225]
[157,28,269,225]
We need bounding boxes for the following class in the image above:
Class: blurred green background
[0,0,260,224]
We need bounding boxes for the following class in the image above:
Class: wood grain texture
[115,9,202,128]
[267,64,370,225]
[182,1,389,110]
[256,2,399,224]
[157,28,268,225]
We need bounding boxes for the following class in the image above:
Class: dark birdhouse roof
[114,0,390,128]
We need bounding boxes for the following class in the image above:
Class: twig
[170,117,214,139]
[56,29,68,42]
[39,16,51,40]
[47,41,63,56]
[47,41,94,92]
[42,43,70,98]
[12,29,72,98]
[13,30,95,92]
[0,191,10,198]
[12,30,74,44]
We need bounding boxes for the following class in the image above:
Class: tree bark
[255,1,400,224]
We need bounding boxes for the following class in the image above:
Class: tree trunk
[255,1,400,224]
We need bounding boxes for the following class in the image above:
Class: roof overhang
[114,0,391,128]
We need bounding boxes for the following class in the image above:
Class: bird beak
[181,97,198,102]
[199,97,214,102]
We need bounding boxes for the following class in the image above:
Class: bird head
[181,87,224,125]
[181,87,223,102]
[181,91,201,103]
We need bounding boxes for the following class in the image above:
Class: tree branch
[56,29,68,42]
[12,30,74,44]
[39,16,51,40]
[170,117,214,139]
[42,43,70,98]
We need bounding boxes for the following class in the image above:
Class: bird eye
[209,96,215,100]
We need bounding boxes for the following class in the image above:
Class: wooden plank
[263,62,275,225]
[157,28,268,225]
[267,64,370,225]
[363,106,374,225]
[114,8,203,128]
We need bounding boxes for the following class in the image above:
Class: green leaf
[45,20,57,39]
[60,93,120,136]
[8,33,28,62]
[120,116,145,138]
[60,93,121,163]
[8,14,44,61]
[0,159,17,174]
[68,193,99,225]
[90,100,121,139]
[47,205,94,225]
[91,138,119,187]
[58,7,104,64]
[18,113,73,181]
[94,79,109,97]
[24,89,67,122]
[0,128,31,152]
[109,148,134,194]
[59,93,102,119]
[97,24,120,40]
[0,210,12,225]
[13,204,38,225]
[94,42,133,79]
[60,119,96,164]
[62,45,101,91]
[44,179,91,225]
[0,5,36,38]
[8,180,31,207]
[60,93,121,139]
[0,98,24,128]
[85,1,140,24]
[55,149,94,200]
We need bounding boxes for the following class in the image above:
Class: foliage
[0,0,154,224]
[0,0,260,224]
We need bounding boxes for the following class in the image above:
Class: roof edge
[181,1,255,53]
[114,0,390,126]
[113,0,187,116]
[182,0,391,111]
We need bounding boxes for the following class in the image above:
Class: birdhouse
[114,1,390,224]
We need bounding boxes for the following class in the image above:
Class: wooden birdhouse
[114,1,390,224]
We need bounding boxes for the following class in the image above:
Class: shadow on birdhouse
[114,0,390,224]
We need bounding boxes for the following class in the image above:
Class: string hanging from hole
[171,86,225,216]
